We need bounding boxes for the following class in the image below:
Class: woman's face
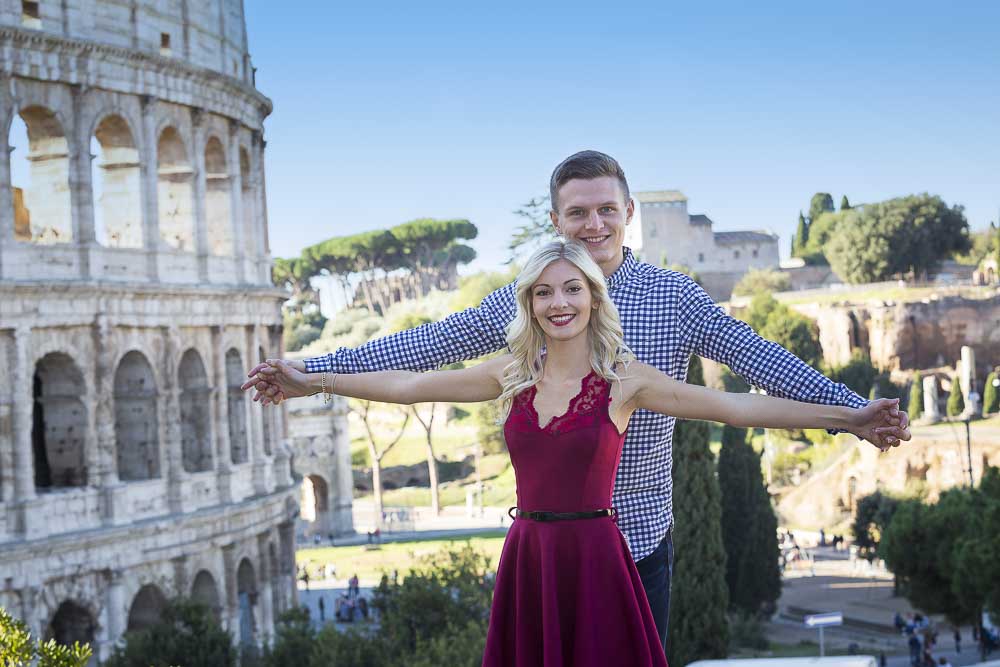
[530,259,595,342]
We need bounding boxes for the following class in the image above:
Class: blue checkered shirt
[305,248,867,560]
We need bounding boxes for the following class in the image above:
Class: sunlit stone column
[139,95,160,280]
[191,108,209,281]
[212,326,234,502]
[11,326,36,506]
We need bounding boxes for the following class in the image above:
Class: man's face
[550,176,634,277]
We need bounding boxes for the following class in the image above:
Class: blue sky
[246,1,1000,272]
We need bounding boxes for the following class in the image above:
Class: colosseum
[0,1,300,659]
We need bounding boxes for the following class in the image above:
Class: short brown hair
[549,150,630,212]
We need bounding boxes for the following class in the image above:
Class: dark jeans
[635,529,673,653]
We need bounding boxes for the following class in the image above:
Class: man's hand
[242,359,311,406]
[847,398,912,452]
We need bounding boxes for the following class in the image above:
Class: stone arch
[114,351,161,481]
[157,126,194,251]
[92,114,143,248]
[32,353,88,489]
[179,349,213,473]
[8,105,72,244]
[258,345,273,456]
[45,600,96,647]
[847,312,862,351]
[190,569,222,621]
[226,348,249,464]
[236,558,257,645]
[239,147,255,257]
[204,135,232,256]
[126,584,167,632]
[300,474,330,535]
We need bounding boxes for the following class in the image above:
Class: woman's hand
[242,359,317,406]
[847,398,911,451]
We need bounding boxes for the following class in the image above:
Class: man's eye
[569,210,583,217]
[600,207,615,214]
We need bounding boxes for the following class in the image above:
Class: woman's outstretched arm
[628,363,908,449]
[253,354,509,406]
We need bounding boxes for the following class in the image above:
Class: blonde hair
[497,239,634,421]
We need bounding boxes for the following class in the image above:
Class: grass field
[297,531,509,583]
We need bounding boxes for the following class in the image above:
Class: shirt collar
[606,247,638,291]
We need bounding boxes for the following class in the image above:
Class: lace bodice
[504,371,627,513]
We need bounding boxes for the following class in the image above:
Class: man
[245,150,909,651]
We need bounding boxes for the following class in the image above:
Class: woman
[251,240,901,666]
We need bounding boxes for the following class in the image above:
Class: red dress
[482,370,668,667]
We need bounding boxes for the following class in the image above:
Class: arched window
[157,127,194,251]
[114,351,160,481]
[204,137,232,255]
[46,601,95,647]
[236,559,257,646]
[8,107,72,243]
[226,348,248,464]
[32,353,88,489]
[92,115,142,248]
[127,584,167,632]
[191,570,221,621]
[179,349,213,473]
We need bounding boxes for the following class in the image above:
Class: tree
[800,210,841,264]
[908,372,924,421]
[717,426,781,616]
[507,196,555,263]
[732,268,791,297]
[824,194,971,284]
[983,371,999,415]
[353,400,411,521]
[851,491,900,561]
[947,376,965,417]
[667,357,729,666]
[390,218,478,293]
[741,293,822,369]
[825,349,879,398]
[104,599,236,667]
[808,193,835,226]
[840,195,852,210]
[792,211,808,257]
[0,608,91,667]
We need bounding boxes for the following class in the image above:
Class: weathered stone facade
[625,190,780,300]
[0,2,299,659]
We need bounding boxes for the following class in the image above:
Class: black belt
[508,507,616,522]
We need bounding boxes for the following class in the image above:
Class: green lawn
[297,531,509,583]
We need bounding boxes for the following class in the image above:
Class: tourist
[318,596,325,622]
[245,238,904,665]
[244,151,910,654]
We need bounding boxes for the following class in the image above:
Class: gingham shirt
[305,248,867,560]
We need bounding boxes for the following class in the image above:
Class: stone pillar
[227,121,246,284]
[139,95,160,281]
[69,84,96,279]
[252,132,269,284]
[923,375,941,423]
[93,315,127,524]
[960,345,976,403]
[172,555,189,597]
[222,543,238,638]
[104,569,126,649]
[278,520,297,608]
[248,327,267,494]
[163,326,184,512]
[255,532,274,640]
[190,108,209,281]
[212,326,233,502]
[331,397,355,535]
[11,327,36,506]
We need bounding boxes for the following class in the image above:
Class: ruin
[0,1,300,659]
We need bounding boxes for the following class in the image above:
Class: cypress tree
[667,357,729,666]
[718,425,781,616]
[983,371,999,415]
[793,211,808,257]
[840,195,852,210]
[946,376,965,417]
[908,372,923,421]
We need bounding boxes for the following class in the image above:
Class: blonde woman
[255,240,901,666]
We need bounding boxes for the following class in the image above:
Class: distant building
[624,190,779,300]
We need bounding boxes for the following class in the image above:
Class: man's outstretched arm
[244,283,516,401]
[678,278,909,442]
